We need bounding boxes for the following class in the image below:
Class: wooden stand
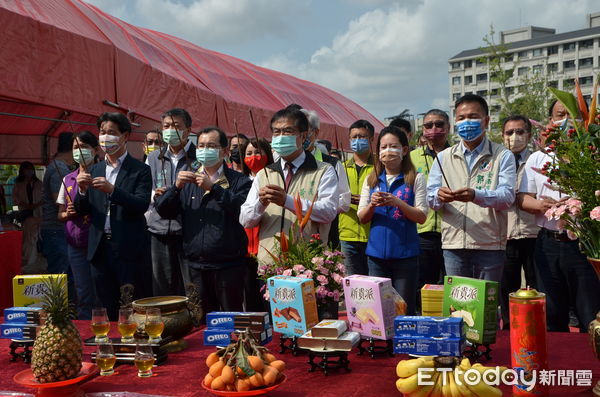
[278,335,305,356]
[308,350,351,375]
[84,336,171,365]
[357,337,394,358]
[463,342,492,362]
[9,339,34,363]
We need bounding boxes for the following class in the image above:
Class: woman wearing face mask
[357,126,428,315]
[12,161,44,274]
[239,138,274,311]
[57,131,100,319]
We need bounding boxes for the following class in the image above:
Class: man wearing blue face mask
[426,94,516,283]
[145,108,196,297]
[240,107,339,266]
[155,127,252,315]
[338,119,375,276]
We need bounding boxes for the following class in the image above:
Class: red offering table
[0,321,597,396]
[0,230,22,311]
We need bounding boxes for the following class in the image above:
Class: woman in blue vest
[357,126,428,315]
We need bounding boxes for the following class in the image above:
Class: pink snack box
[342,275,397,340]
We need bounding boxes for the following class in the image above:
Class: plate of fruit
[202,330,286,396]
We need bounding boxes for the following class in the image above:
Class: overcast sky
[86,0,598,121]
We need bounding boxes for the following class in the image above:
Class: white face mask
[379,147,403,162]
[99,134,122,155]
[553,118,567,127]
[505,133,528,153]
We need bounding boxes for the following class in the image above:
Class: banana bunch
[395,357,507,396]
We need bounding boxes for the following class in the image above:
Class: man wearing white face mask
[426,94,516,283]
[145,108,196,296]
[155,127,252,315]
[75,112,152,320]
[499,115,539,329]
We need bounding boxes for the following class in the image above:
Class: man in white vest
[240,107,339,266]
[499,115,539,329]
[426,94,516,282]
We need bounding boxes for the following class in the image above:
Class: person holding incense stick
[426,94,516,283]
[57,131,101,320]
[357,125,427,315]
[145,108,196,296]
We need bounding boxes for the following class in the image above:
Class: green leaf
[549,87,580,122]
[234,347,255,377]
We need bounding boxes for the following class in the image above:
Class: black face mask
[230,148,241,164]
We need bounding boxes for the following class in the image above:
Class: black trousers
[243,257,267,312]
[416,232,445,313]
[500,238,537,329]
[535,229,600,332]
[150,233,189,296]
[188,261,245,317]
[91,235,141,320]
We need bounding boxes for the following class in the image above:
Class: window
[548,81,558,88]
[451,61,461,69]
[505,87,514,96]
[563,60,576,69]
[477,90,487,97]
[517,66,529,76]
[532,64,543,74]
[532,48,543,57]
[580,39,594,49]
[563,42,576,52]
[518,50,529,58]
[490,88,499,97]
[547,63,559,73]
[452,76,461,85]
[584,94,592,102]
[464,91,473,95]
[504,54,514,62]
[452,93,461,101]
[465,75,473,85]
[476,58,486,66]
[464,60,472,68]
[547,45,559,55]
[579,76,593,85]
[563,79,574,89]
[580,57,593,68]
[476,73,487,82]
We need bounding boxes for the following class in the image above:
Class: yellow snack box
[13,274,67,307]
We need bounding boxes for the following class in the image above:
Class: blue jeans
[340,240,369,276]
[68,244,99,320]
[443,249,505,283]
[367,256,419,315]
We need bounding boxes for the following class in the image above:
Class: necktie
[513,152,520,168]
[284,162,294,190]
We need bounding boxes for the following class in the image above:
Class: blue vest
[365,171,420,260]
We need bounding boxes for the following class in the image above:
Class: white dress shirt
[239,151,339,228]
[311,148,351,213]
[519,150,563,231]
[104,151,128,233]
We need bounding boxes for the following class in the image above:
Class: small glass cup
[91,307,110,343]
[144,308,164,344]
[96,342,116,376]
[134,343,155,377]
[118,308,137,343]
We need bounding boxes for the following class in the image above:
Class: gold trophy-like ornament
[588,257,600,396]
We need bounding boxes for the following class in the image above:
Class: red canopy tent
[0,0,383,164]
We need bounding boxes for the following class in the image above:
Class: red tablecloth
[0,231,22,311]
[0,321,597,396]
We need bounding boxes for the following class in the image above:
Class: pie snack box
[310,320,348,339]
[442,276,499,345]
[298,330,360,351]
[12,274,67,307]
[342,275,397,340]
[267,276,318,337]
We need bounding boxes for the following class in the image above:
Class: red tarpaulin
[0,0,383,164]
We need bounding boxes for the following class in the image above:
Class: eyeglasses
[423,121,446,129]
[146,140,160,145]
[504,128,528,136]
[197,144,221,149]
[271,127,300,136]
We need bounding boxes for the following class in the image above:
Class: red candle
[509,287,549,396]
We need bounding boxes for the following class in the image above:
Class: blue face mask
[162,128,183,147]
[271,135,298,157]
[350,138,370,154]
[195,148,221,167]
[455,119,484,142]
[302,131,313,150]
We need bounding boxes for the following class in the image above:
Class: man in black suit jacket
[75,112,152,319]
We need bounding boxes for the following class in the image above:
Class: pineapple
[31,276,82,383]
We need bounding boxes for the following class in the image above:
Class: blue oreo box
[394,316,463,338]
[4,307,43,324]
[393,336,463,356]
[206,312,239,329]
[203,326,273,347]
[1,323,38,340]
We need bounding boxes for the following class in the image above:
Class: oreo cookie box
[442,276,499,345]
[1,323,38,340]
[267,276,318,337]
[394,316,463,338]
[4,307,43,324]
[393,335,463,356]
[206,312,270,331]
[203,327,273,346]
